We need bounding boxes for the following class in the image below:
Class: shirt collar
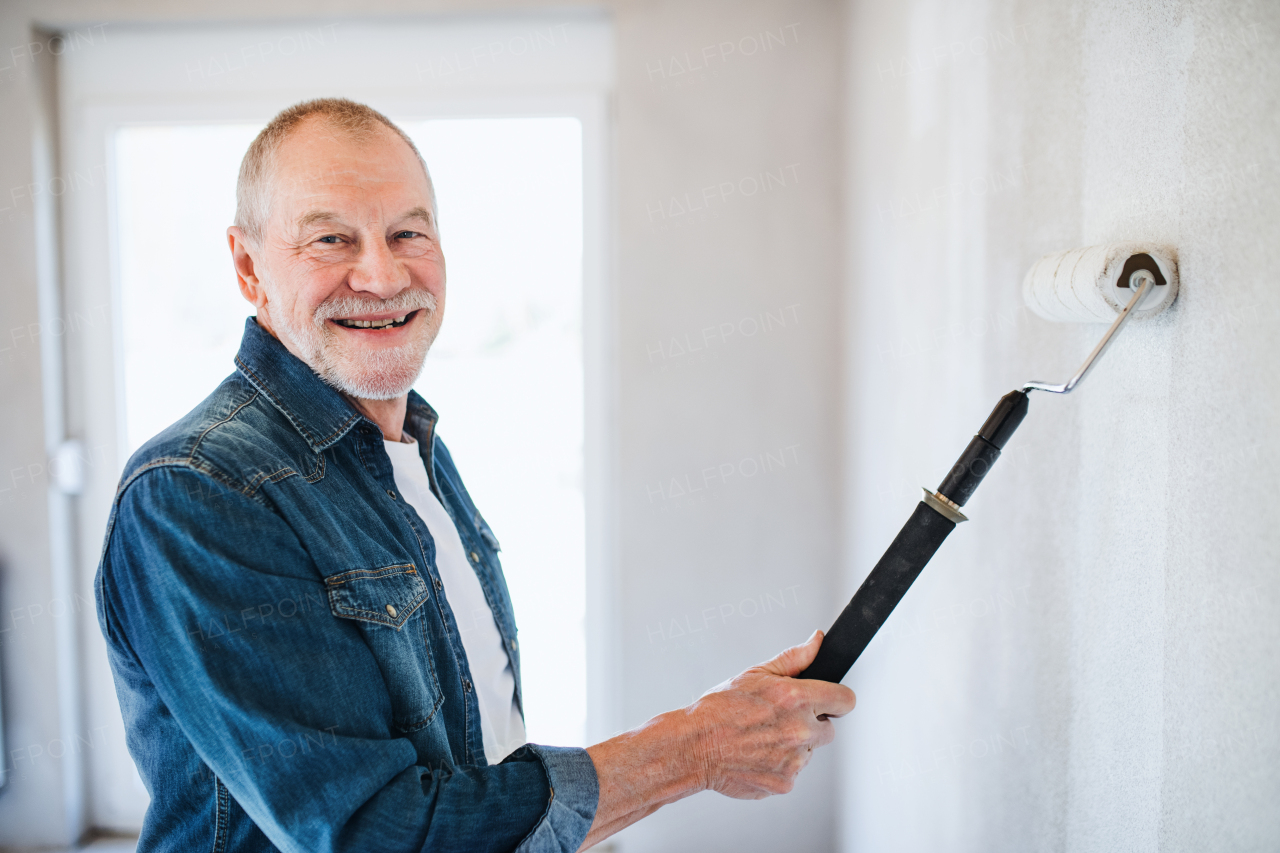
[404,389,440,443]
[233,317,364,452]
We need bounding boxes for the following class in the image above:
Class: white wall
[841,1,1280,851]
[0,22,84,846]
[610,1,843,851]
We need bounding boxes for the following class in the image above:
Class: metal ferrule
[923,488,969,523]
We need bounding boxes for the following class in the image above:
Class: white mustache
[313,290,438,325]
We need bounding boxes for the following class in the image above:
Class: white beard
[267,286,440,401]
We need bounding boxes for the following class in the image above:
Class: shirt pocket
[325,563,444,732]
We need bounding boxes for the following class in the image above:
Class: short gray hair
[235,97,434,246]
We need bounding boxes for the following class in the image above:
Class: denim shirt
[95,318,598,853]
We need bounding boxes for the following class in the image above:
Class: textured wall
[840,0,1280,851]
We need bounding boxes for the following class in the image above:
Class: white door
[57,15,615,831]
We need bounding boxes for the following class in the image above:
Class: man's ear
[228,226,267,310]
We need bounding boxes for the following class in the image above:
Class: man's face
[234,118,446,400]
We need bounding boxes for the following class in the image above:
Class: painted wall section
[840,0,1279,851]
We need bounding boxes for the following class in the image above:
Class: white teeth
[336,314,410,329]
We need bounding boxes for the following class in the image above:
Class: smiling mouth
[332,310,418,330]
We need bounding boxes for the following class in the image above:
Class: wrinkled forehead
[268,121,435,221]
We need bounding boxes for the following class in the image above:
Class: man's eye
[317,235,342,244]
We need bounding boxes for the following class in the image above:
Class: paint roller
[799,243,1178,683]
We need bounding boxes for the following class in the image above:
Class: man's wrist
[586,706,710,809]
[653,705,715,797]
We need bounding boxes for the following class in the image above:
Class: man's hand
[682,630,857,799]
[579,631,856,850]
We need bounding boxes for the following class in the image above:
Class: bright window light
[114,116,587,749]
[116,123,262,454]
[402,118,586,748]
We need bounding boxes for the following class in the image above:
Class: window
[115,116,587,749]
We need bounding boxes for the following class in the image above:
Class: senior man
[96,98,855,852]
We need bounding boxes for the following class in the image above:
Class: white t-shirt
[383,438,526,763]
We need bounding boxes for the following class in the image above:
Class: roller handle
[936,390,1029,506]
[797,501,956,682]
[798,390,1029,683]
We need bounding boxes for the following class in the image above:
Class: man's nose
[348,235,410,299]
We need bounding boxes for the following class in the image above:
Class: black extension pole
[798,390,1029,683]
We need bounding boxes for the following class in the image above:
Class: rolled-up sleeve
[97,465,598,853]
[508,745,599,852]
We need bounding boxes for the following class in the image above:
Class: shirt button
[386,490,397,500]
[469,551,480,563]
[432,578,443,591]
[385,604,398,617]
[509,639,517,651]
[462,678,473,692]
